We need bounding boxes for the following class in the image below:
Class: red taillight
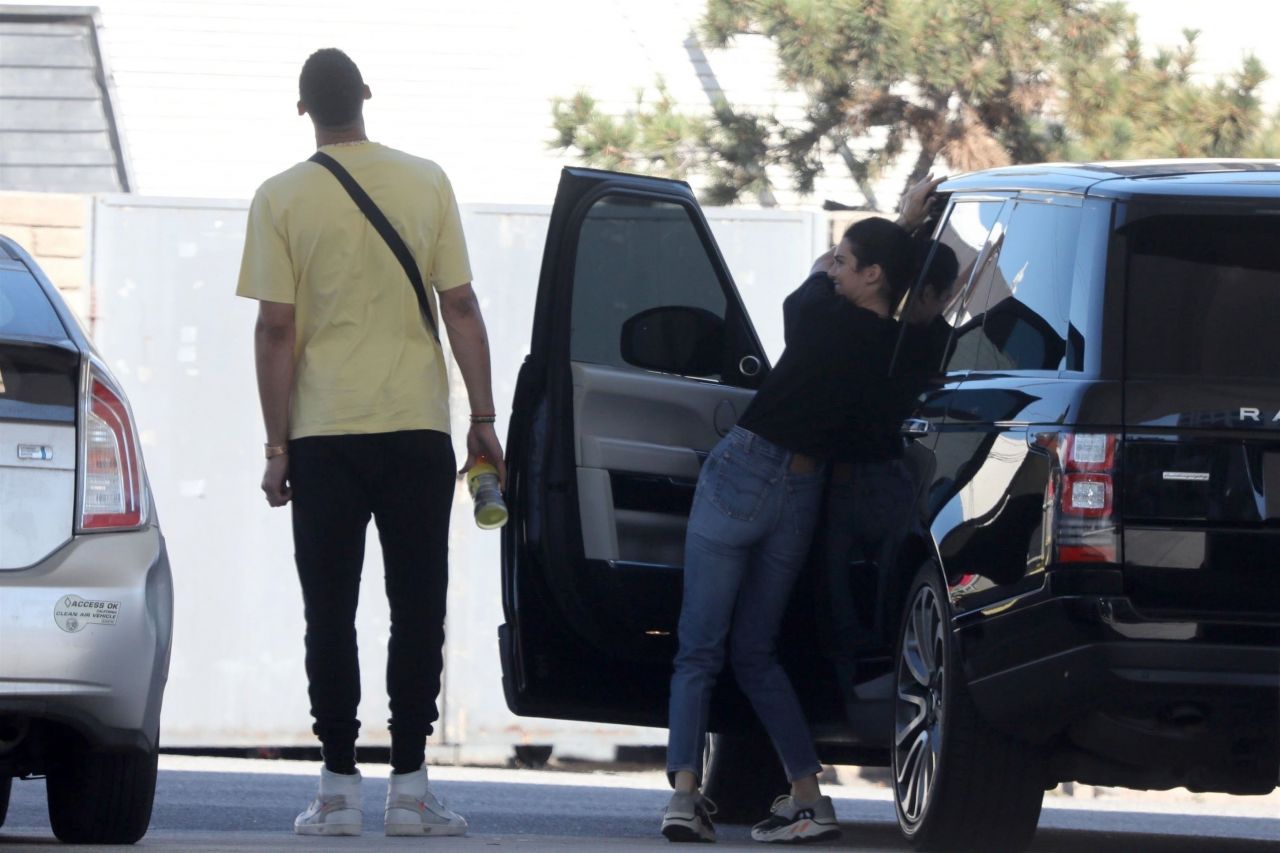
[1033,431,1120,564]
[1061,473,1112,517]
[80,371,145,530]
[1062,433,1116,471]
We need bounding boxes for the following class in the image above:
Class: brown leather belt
[788,452,819,474]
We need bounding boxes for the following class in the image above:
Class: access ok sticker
[53,595,121,633]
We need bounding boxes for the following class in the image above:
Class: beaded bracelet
[470,414,497,424]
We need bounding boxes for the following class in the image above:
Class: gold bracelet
[264,443,288,459]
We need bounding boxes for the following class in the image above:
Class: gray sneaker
[750,794,840,843]
[661,790,717,843]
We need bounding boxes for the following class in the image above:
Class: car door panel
[501,168,767,725]
[573,362,754,564]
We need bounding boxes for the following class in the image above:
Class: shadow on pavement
[1,768,1277,850]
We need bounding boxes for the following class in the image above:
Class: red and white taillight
[1033,431,1120,564]
[78,364,147,531]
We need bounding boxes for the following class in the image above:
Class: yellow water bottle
[467,456,508,530]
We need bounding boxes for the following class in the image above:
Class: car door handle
[900,419,932,437]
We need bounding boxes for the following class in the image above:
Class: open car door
[500,168,768,727]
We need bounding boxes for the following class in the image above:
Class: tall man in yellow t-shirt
[236,48,503,838]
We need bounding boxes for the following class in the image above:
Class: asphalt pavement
[1,756,1277,850]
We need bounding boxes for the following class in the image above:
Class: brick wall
[0,192,91,322]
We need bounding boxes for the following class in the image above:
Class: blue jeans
[666,427,826,784]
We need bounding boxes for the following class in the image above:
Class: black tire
[46,747,157,844]
[0,775,11,828]
[892,564,1045,852]
[701,731,788,824]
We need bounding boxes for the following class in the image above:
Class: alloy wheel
[894,581,946,826]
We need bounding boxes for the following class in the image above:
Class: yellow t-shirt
[236,142,471,439]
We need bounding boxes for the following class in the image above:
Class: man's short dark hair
[299,48,364,127]
[841,217,916,305]
[917,238,960,297]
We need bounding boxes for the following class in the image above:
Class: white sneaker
[294,767,363,836]
[384,765,468,837]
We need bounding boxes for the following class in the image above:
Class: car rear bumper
[0,526,173,752]
[958,594,1280,743]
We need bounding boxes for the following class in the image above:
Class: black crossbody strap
[308,151,441,343]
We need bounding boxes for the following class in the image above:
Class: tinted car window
[927,200,1005,375]
[570,196,728,377]
[949,200,1079,373]
[1124,212,1280,380]
[0,343,79,421]
[0,265,69,340]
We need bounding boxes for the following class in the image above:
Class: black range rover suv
[499,162,1280,851]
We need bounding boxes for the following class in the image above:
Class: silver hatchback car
[0,235,172,844]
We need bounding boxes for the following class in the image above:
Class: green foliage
[550,1,1280,209]
[1057,29,1273,161]
[550,82,706,177]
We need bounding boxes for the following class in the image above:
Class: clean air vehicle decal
[53,594,121,632]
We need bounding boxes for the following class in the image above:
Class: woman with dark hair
[660,216,916,844]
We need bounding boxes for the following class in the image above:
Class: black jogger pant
[288,429,455,774]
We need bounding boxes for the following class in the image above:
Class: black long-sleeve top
[737,272,901,463]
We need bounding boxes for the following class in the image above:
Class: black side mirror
[620,306,725,377]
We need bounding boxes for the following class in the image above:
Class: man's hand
[460,423,506,488]
[261,455,292,507]
[897,173,947,231]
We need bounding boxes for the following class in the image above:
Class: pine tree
[550,1,1278,210]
